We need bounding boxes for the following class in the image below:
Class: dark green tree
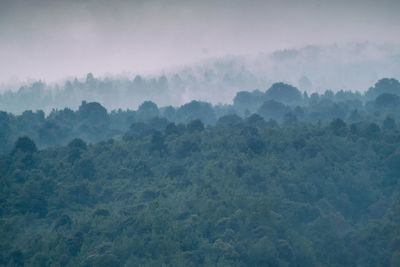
[266,82,302,104]
[13,136,37,153]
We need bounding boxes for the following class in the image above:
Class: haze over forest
[1,43,400,113]
[2,1,400,267]
[1,0,400,112]
[1,0,400,94]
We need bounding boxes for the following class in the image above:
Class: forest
[2,43,400,115]
[1,78,400,266]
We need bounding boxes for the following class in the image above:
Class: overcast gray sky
[0,0,399,84]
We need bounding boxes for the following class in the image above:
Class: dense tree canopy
[13,136,37,153]
[1,78,400,266]
[1,79,399,155]
[366,78,400,99]
[1,113,400,266]
[265,82,303,104]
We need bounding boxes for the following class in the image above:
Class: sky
[0,0,400,85]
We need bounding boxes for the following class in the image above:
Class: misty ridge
[4,0,400,265]
[2,69,400,265]
[3,42,400,266]
[1,71,400,154]
[1,43,400,114]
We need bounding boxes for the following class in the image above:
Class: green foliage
[2,78,400,156]
[366,78,400,99]
[1,114,400,266]
[2,78,400,266]
[13,136,37,153]
[186,119,204,133]
[78,101,109,127]
[137,101,159,122]
[257,100,289,120]
[68,138,88,150]
[375,93,400,109]
[266,82,303,104]
[176,101,216,125]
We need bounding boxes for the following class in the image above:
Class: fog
[4,2,400,266]
[0,43,399,113]
[1,0,399,87]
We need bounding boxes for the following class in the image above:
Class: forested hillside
[1,112,400,266]
[2,0,400,265]
[1,78,400,154]
[1,44,400,114]
[1,78,400,266]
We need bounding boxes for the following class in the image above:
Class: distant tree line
[1,78,400,154]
